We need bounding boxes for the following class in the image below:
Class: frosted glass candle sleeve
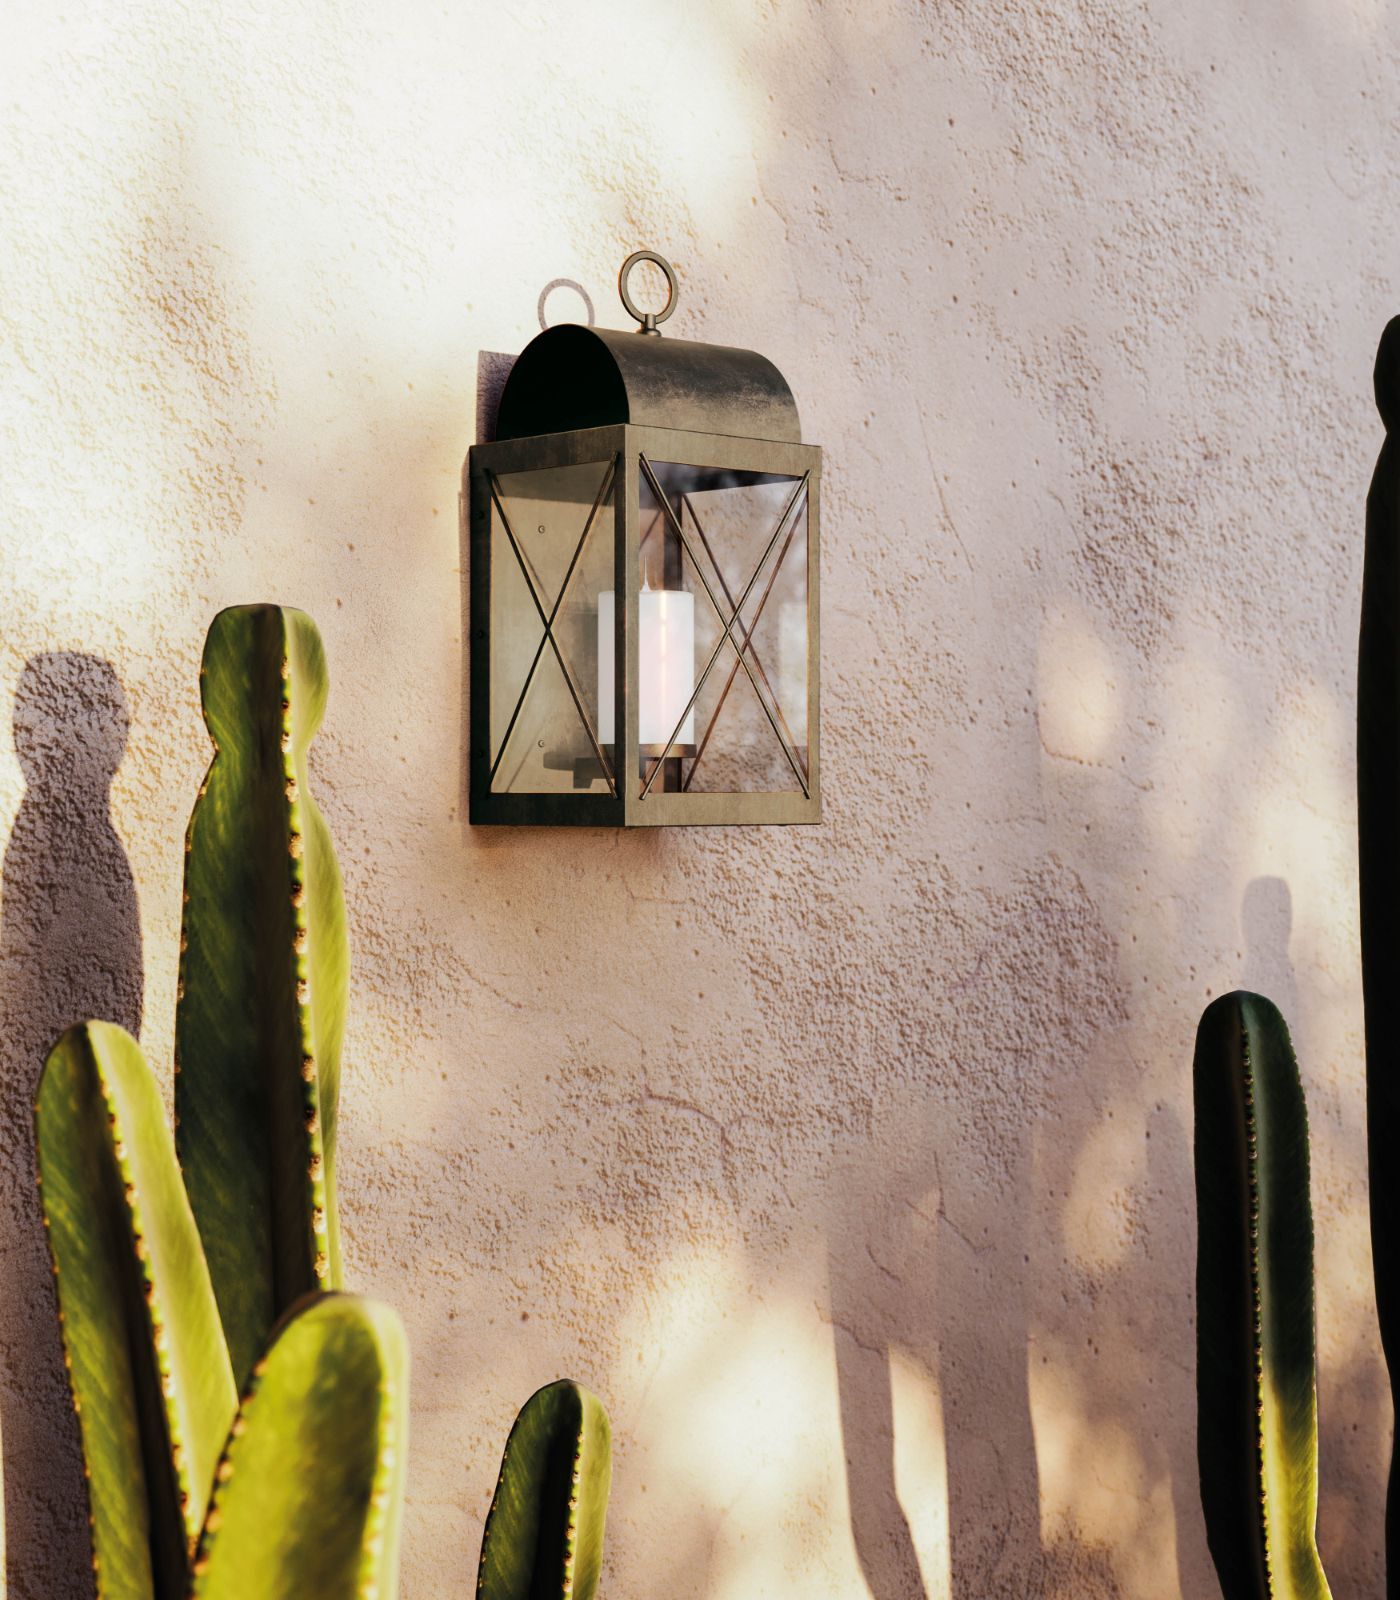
[597,589,696,747]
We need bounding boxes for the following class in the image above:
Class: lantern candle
[597,586,696,747]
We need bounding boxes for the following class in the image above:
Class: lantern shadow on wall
[467,251,821,828]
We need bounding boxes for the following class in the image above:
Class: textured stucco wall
[2,2,1397,1595]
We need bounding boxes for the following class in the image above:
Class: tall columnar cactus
[1194,322,1400,1597]
[35,605,407,1599]
[1193,992,1332,1600]
[1359,314,1400,1592]
[477,1381,613,1600]
[177,605,349,1386]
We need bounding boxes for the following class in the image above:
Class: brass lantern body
[467,276,820,828]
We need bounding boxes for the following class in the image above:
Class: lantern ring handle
[618,250,678,335]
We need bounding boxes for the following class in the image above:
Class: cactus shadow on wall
[827,1108,1046,1600]
[1241,875,1298,1025]
[826,859,1127,1599]
[828,1224,929,1600]
[0,652,143,1598]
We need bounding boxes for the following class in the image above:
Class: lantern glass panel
[638,457,810,798]
[488,458,616,796]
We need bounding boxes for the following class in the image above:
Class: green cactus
[477,1380,613,1600]
[1194,991,1332,1600]
[33,604,409,1599]
[176,604,350,1386]
[32,602,615,1598]
[36,1021,238,1599]
[1359,314,1400,1592]
[191,1294,407,1600]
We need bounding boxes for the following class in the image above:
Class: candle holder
[467,250,821,827]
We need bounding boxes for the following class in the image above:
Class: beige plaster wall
[2,1,1396,1595]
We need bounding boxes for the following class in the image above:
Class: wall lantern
[468,250,820,827]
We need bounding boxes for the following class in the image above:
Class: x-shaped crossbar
[638,456,810,800]
[678,489,808,794]
[487,458,618,796]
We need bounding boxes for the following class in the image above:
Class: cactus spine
[477,1381,612,1600]
[1194,992,1332,1600]
[177,605,349,1386]
[35,605,405,1599]
[1359,315,1400,1593]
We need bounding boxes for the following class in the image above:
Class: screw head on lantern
[466,249,821,827]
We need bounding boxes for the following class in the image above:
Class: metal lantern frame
[467,252,821,828]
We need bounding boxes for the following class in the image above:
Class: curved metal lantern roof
[495,251,802,444]
[495,324,802,444]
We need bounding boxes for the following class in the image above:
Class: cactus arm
[1194,992,1332,1599]
[1360,316,1400,1592]
[189,1294,407,1600]
[175,604,349,1384]
[477,1380,612,1600]
[35,1022,238,1599]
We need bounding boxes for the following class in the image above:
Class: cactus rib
[176,604,349,1384]
[1194,991,1332,1599]
[477,1380,612,1600]
[36,1022,238,1599]
[190,1293,408,1600]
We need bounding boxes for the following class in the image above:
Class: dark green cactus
[176,604,350,1386]
[36,1021,238,1598]
[1194,991,1332,1600]
[477,1380,612,1600]
[190,1294,407,1600]
[1359,315,1400,1593]
[1192,326,1400,1596]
